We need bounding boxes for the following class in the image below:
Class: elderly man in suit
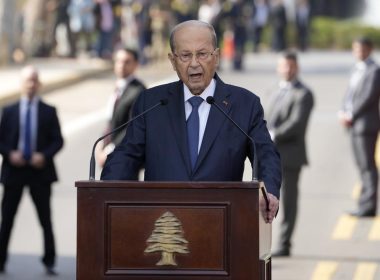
[96,48,146,166]
[101,20,282,223]
[0,66,64,274]
[339,37,380,217]
[267,51,314,257]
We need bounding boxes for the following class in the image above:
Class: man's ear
[214,48,220,67]
[168,53,177,71]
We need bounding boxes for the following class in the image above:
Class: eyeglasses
[173,49,218,63]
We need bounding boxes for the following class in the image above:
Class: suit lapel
[117,80,139,110]
[36,100,44,149]
[279,88,295,116]
[14,103,21,145]
[350,61,374,100]
[269,82,298,126]
[267,88,283,126]
[353,63,374,101]
[166,81,192,175]
[194,77,231,173]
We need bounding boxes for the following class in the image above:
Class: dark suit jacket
[110,78,146,145]
[348,60,380,134]
[266,80,314,169]
[101,75,282,198]
[271,4,287,29]
[0,100,64,185]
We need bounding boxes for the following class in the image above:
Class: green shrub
[310,17,380,49]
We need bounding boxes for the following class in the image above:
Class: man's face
[21,69,40,99]
[168,25,219,95]
[352,42,372,61]
[114,50,138,79]
[277,57,298,81]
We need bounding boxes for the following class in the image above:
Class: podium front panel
[76,181,269,280]
[106,203,228,273]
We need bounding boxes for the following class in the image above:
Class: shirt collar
[116,75,134,91]
[356,57,373,70]
[21,95,39,106]
[184,78,216,102]
[279,79,296,90]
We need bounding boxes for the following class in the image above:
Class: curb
[0,60,113,107]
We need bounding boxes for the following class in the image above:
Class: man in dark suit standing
[270,0,287,52]
[101,20,281,223]
[0,66,64,274]
[96,48,146,166]
[49,0,75,57]
[267,52,314,256]
[339,37,380,217]
[295,0,310,51]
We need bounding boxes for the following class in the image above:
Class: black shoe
[348,209,376,217]
[45,266,58,276]
[272,248,290,257]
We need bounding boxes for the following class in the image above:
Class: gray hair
[169,20,217,52]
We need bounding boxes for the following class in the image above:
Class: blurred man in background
[67,0,96,57]
[270,0,287,52]
[94,0,115,59]
[48,0,75,57]
[96,48,146,166]
[267,51,314,256]
[339,37,380,217]
[295,0,310,51]
[252,0,269,53]
[0,66,64,274]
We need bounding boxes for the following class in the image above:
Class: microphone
[89,99,168,180]
[206,96,269,210]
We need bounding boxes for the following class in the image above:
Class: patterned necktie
[23,101,32,161]
[187,96,203,170]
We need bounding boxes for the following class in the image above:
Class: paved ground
[0,51,379,279]
[0,57,175,279]
[0,58,113,107]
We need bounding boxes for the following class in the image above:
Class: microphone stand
[206,96,269,210]
[89,99,167,180]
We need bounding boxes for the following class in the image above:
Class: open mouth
[189,73,202,80]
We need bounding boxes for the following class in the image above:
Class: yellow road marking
[332,215,358,240]
[318,136,380,280]
[368,217,380,241]
[351,183,361,200]
[310,261,338,280]
[353,262,378,280]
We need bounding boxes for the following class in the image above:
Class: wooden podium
[76,181,272,279]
